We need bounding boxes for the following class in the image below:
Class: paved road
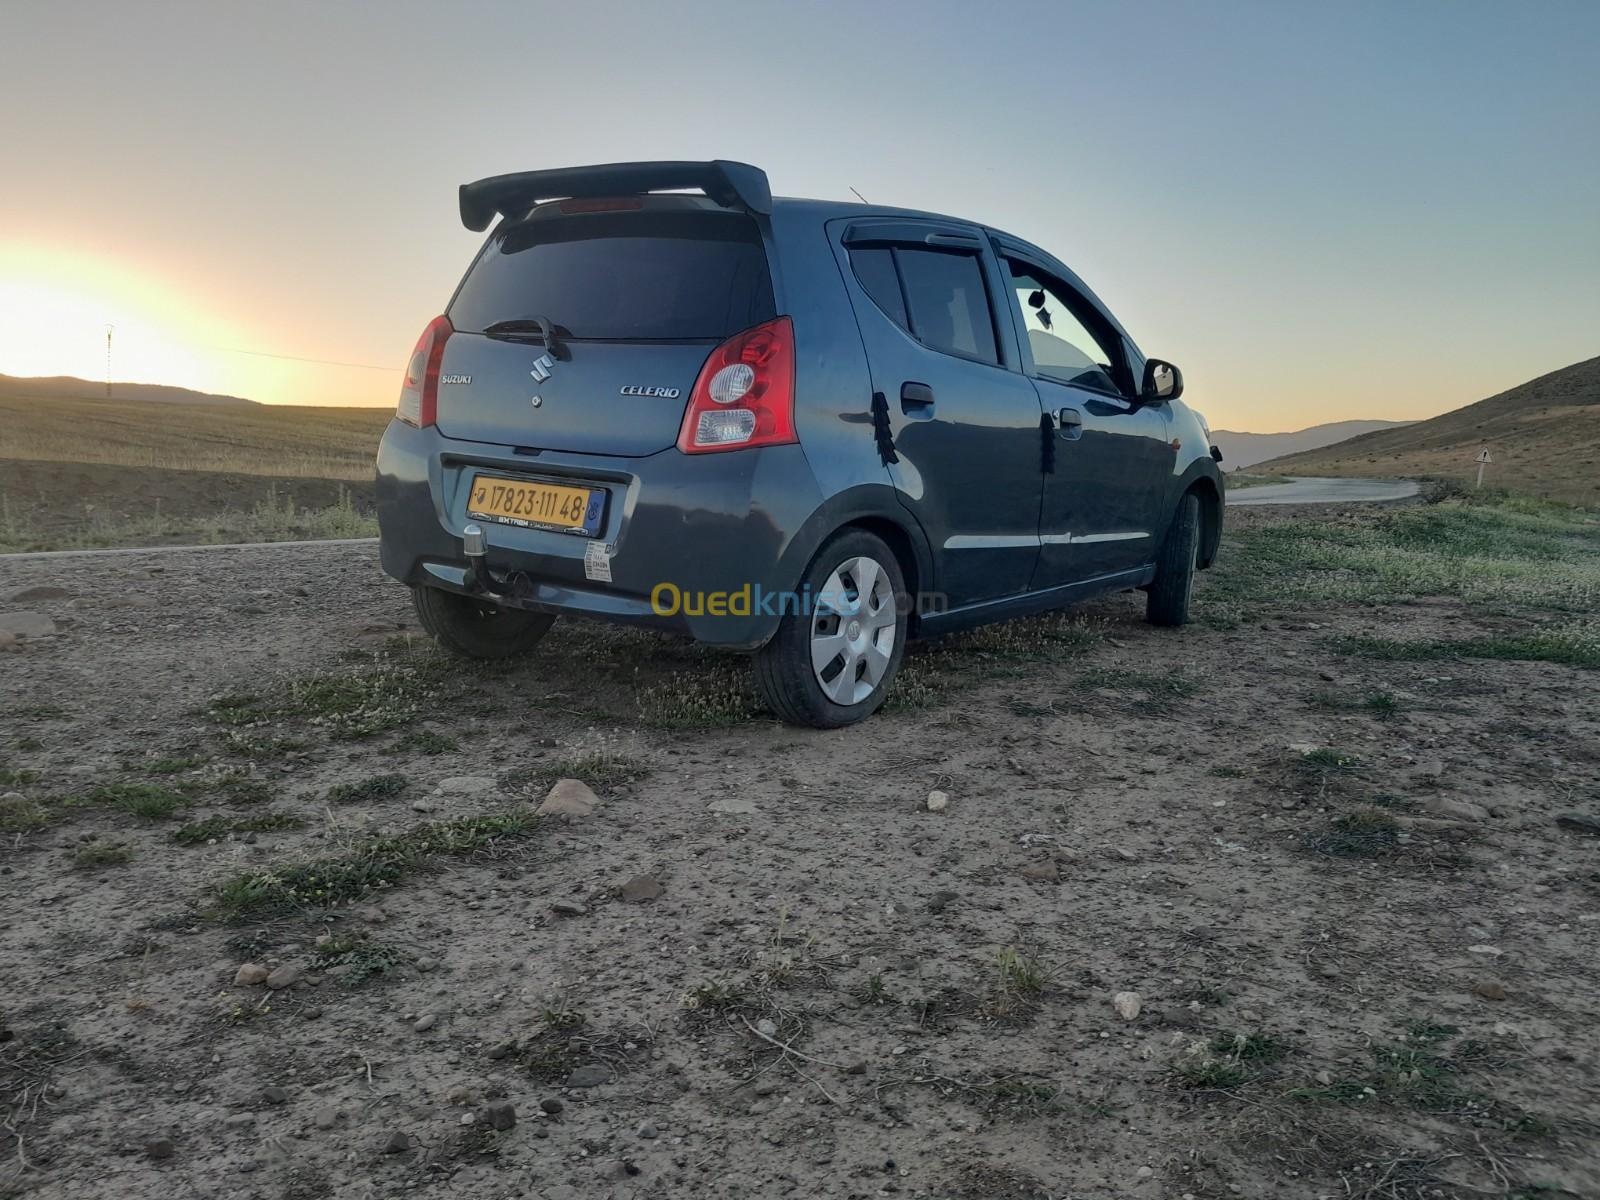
[1227,476,1420,506]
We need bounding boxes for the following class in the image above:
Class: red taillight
[677,316,796,454]
[397,315,452,428]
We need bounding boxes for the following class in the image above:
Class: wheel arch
[1183,474,1223,569]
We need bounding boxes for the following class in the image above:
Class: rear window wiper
[481,315,571,358]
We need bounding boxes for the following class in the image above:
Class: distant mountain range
[0,373,255,406]
[1258,355,1600,504]
[1211,420,1410,469]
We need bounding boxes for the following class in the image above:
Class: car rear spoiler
[458,160,772,231]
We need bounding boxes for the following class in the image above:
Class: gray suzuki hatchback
[376,160,1224,728]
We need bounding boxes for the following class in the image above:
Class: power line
[206,344,399,372]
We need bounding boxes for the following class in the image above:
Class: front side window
[1005,262,1124,395]
[848,244,999,366]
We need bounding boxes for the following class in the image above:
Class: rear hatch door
[438,205,774,456]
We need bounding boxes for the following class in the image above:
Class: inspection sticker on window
[584,540,614,583]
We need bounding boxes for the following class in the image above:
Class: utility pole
[105,325,114,399]
[1474,446,1492,488]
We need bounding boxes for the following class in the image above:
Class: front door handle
[901,381,935,418]
[1057,407,1083,440]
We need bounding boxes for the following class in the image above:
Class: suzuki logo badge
[529,354,555,384]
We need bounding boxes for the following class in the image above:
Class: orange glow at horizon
[0,241,398,406]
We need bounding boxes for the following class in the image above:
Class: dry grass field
[0,397,389,551]
[1260,356,1600,506]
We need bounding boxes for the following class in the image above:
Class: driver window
[1005,263,1124,396]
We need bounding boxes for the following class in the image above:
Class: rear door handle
[901,382,935,418]
[1057,407,1083,440]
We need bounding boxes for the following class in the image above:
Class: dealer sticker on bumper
[584,540,614,583]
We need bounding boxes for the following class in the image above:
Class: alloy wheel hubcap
[809,555,897,706]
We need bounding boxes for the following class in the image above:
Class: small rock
[262,1086,288,1105]
[550,900,588,917]
[539,1097,564,1115]
[1318,670,1337,682]
[145,1137,175,1160]
[708,796,758,815]
[0,612,55,639]
[566,1064,610,1088]
[313,1106,339,1130]
[413,1014,437,1032]
[1422,795,1490,822]
[358,906,388,924]
[537,778,599,818]
[1473,978,1508,1001]
[1555,813,1600,837]
[620,874,664,903]
[234,963,269,987]
[1467,945,1503,957]
[381,1131,411,1154]
[755,1018,779,1038]
[1112,991,1143,1021]
[487,1040,517,1060]
[637,1121,658,1139]
[301,1007,323,1021]
[926,790,949,813]
[447,1085,473,1105]
[484,1102,517,1131]
[410,798,435,813]
[264,964,301,990]
[1136,1165,1154,1180]
[1021,860,1059,883]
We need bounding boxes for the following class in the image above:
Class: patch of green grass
[499,752,647,797]
[1208,765,1248,779]
[217,731,312,760]
[171,812,304,845]
[75,782,187,821]
[984,946,1049,1019]
[638,664,762,729]
[71,841,132,868]
[1334,626,1600,669]
[1212,1031,1290,1063]
[681,978,750,1015]
[1312,690,1403,719]
[0,765,38,789]
[206,811,537,921]
[1306,805,1402,858]
[15,736,43,753]
[1198,497,1600,620]
[312,933,411,984]
[325,773,409,805]
[886,612,1102,711]
[0,794,52,833]
[384,731,460,756]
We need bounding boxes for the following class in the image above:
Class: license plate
[466,474,606,537]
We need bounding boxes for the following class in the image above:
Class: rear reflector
[677,316,796,454]
[397,315,452,428]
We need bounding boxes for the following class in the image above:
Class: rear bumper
[375,420,825,648]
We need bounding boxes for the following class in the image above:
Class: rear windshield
[449,211,774,341]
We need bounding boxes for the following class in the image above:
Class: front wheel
[754,530,909,729]
[411,586,556,660]
[1146,492,1199,627]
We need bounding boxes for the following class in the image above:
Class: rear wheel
[1146,492,1199,627]
[754,530,908,728]
[411,586,556,660]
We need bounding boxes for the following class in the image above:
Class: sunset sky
[2,0,1596,432]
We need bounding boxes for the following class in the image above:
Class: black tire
[411,586,556,660]
[1146,492,1200,627]
[754,529,909,729]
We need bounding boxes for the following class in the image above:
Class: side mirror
[1141,359,1183,402]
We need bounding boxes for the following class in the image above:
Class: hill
[1257,355,1600,505]
[1211,419,1409,469]
[0,372,255,406]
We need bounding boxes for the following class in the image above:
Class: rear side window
[450,211,774,340]
[848,245,999,365]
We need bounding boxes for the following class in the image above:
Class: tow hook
[461,523,505,600]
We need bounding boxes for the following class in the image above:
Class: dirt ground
[2,505,1597,1200]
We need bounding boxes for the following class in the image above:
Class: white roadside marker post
[1475,446,1492,489]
